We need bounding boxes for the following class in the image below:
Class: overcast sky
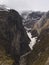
[0,0,49,12]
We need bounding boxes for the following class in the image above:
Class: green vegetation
[0,46,14,65]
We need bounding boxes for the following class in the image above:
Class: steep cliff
[0,8,30,65]
[27,11,49,65]
[27,27,49,65]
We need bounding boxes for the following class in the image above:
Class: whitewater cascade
[27,31,37,50]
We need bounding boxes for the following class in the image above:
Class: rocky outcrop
[27,11,49,65]
[21,11,44,29]
[27,24,49,65]
[31,11,49,37]
[0,8,30,65]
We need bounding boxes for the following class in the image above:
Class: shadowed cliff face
[0,9,30,65]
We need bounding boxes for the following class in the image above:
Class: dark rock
[31,30,39,37]
[0,9,30,65]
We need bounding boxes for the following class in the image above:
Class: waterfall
[27,31,37,50]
